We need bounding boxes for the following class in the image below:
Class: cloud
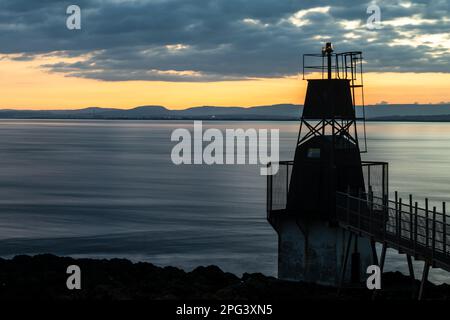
[0,0,449,81]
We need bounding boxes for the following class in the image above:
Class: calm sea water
[0,120,449,284]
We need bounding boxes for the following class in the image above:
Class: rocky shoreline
[0,254,449,300]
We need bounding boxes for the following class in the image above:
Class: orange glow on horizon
[0,56,449,110]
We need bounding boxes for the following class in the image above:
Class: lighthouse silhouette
[267,43,377,286]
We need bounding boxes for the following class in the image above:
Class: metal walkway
[335,190,450,298]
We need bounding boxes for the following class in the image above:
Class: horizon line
[2,102,450,112]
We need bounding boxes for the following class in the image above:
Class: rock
[0,254,449,300]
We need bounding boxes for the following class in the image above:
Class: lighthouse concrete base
[276,217,373,287]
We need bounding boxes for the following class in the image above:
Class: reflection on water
[0,120,449,284]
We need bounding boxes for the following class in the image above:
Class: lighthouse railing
[266,161,388,216]
[266,161,294,216]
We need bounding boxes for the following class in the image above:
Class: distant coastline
[1,103,450,121]
[3,118,450,122]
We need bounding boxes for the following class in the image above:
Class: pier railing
[336,191,450,270]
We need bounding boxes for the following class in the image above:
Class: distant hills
[363,104,450,121]
[1,103,450,121]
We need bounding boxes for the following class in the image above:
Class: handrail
[336,191,450,270]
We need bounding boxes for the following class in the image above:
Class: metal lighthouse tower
[267,43,385,286]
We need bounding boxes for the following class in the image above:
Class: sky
[0,0,449,110]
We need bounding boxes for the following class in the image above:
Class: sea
[0,120,449,284]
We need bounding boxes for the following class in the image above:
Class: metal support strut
[418,261,430,300]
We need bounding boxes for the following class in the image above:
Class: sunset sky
[0,0,449,110]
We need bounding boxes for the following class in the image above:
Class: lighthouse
[267,43,380,286]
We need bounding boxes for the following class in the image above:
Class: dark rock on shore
[0,254,449,300]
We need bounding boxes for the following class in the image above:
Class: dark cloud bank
[0,0,449,81]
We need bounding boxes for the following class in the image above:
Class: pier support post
[418,261,430,301]
[370,239,378,265]
[406,254,416,298]
[379,242,387,272]
[406,255,415,280]
[338,232,353,294]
